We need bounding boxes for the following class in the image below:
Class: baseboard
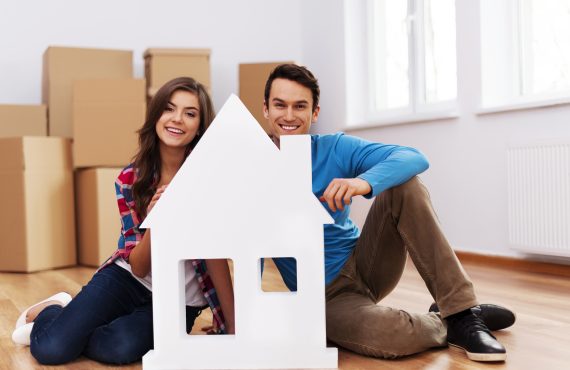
[455,251,570,278]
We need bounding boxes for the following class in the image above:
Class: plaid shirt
[100,164,226,333]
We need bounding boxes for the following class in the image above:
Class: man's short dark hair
[264,64,320,112]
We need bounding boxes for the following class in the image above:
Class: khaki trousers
[325,177,478,359]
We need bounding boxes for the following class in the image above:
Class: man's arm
[320,134,429,210]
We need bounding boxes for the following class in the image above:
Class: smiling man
[263,64,515,362]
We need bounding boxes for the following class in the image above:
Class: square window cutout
[259,257,297,292]
[182,259,234,335]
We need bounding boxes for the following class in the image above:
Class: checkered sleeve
[115,165,144,262]
[191,259,227,334]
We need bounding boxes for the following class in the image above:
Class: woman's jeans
[30,263,203,365]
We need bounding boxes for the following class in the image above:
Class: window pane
[371,0,409,110]
[423,0,457,102]
[522,0,570,95]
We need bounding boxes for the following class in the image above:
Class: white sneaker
[12,292,72,346]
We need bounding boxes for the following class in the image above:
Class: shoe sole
[449,343,507,362]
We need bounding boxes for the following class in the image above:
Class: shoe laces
[449,313,496,338]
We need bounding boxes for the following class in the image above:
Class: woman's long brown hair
[132,77,215,219]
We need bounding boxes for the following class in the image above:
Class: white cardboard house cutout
[141,94,338,370]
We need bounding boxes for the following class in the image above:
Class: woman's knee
[85,325,153,365]
[88,338,152,365]
[31,336,80,365]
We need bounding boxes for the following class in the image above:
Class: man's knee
[392,176,426,199]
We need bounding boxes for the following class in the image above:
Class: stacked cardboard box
[0,105,47,137]
[72,78,145,266]
[72,79,145,168]
[43,46,133,137]
[75,168,123,266]
[42,46,141,268]
[144,48,211,99]
[0,137,75,272]
[239,62,293,133]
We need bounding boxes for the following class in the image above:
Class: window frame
[345,0,458,128]
[478,0,570,114]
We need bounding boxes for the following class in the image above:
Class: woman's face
[155,90,201,151]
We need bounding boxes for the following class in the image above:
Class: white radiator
[507,141,570,257]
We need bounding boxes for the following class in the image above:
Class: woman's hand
[147,185,167,214]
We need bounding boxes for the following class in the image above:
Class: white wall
[0,0,302,111]
[2,0,568,260]
[306,1,570,261]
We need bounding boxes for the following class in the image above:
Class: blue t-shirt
[272,132,429,291]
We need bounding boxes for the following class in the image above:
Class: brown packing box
[239,62,294,133]
[0,104,47,137]
[144,48,211,97]
[75,168,122,267]
[0,137,76,272]
[43,46,133,138]
[73,79,145,168]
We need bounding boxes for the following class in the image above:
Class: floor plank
[1,258,569,369]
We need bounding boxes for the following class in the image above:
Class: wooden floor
[1,258,569,370]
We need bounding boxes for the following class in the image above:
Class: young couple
[13,65,514,365]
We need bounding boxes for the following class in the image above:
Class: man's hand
[319,178,371,212]
[147,185,167,214]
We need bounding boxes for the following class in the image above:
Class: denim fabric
[30,263,203,365]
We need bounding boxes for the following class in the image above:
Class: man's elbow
[416,152,430,172]
[421,156,430,172]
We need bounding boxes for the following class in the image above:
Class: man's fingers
[335,184,348,211]
[324,181,340,212]
[320,179,365,212]
[344,188,355,207]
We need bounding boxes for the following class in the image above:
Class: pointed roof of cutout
[142,94,332,230]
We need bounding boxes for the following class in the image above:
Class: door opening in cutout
[182,258,235,335]
[259,257,297,292]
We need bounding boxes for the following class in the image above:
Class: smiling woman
[155,90,201,151]
[11,77,235,366]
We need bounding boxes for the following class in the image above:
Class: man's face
[263,78,320,141]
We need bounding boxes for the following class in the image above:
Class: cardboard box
[75,168,122,267]
[0,137,76,272]
[43,46,133,138]
[73,79,145,168]
[239,62,294,133]
[144,48,211,97]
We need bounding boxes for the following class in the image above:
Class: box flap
[144,48,210,58]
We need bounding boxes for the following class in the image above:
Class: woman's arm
[205,259,235,334]
[128,185,167,278]
[128,231,151,277]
